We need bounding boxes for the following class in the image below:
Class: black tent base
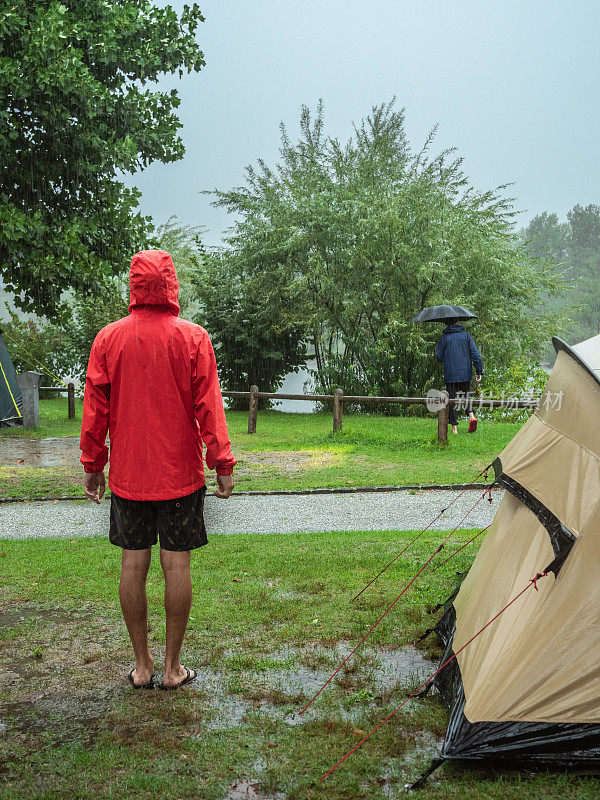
[409,755,600,791]
[425,604,600,774]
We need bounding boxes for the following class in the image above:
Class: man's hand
[475,374,482,383]
[214,474,234,499]
[84,470,106,504]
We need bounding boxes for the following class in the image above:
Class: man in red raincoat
[80,250,237,690]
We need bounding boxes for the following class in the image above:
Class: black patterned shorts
[109,486,208,551]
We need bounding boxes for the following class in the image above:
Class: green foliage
[481,354,549,422]
[522,204,600,343]
[60,275,130,381]
[1,311,71,385]
[150,216,205,319]
[2,217,208,383]
[191,249,308,408]
[5,274,129,386]
[521,212,568,262]
[0,0,205,317]
[210,100,565,402]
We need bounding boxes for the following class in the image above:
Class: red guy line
[319,570,548,782]
[352,464,493,601]
[299,490,489,716]
[427,524,491,574]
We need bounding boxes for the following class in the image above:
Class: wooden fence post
[333,388,343,432]
[248,385,259,434]
[68,382,75,419]
[437,391,449,444]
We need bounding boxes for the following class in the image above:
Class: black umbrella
[412,304,477,323]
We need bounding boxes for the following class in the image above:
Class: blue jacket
[435,324,483,383]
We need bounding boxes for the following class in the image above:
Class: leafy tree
[190,249,308,408]
[565,204,600,340]
[2,217,203,384]
[0,0,204,318]
[523,205,600,342]
[210,100,565,402]
[521,212,567,263]
[482,354,550,422]
[1,312,72,385]
[60,276,130,382]
[152,216,204,319]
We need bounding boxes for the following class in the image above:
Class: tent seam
[532,411,600,467]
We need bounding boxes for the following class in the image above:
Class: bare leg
[160,548,193,686]
[451,425,458,434]
[119,548,154,685]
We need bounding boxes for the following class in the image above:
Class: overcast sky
[124,0,600,246]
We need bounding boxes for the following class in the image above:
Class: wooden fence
[35,382,538,444]
[223,387,539,444]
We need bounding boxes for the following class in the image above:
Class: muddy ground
[0,600,443,799]
[0,436,339,487]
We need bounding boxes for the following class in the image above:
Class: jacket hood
[443,324,465,334]
[128,250,180,315]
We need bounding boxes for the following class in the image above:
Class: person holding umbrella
[413,305,483,435]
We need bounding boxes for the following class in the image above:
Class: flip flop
[158,666,197,690]
[468,418,478,433]
[128,669,155,689]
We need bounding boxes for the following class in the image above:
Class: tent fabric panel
[0,334,22,423]
[470,503,600,723]
[454,494,600,723]
[433,333,600,761]
[498,412,600,538]
[453,494,556,722]
[537,349,600,461]
[496,349,600,537]
[493,460,576,569]
[433,610,600,764]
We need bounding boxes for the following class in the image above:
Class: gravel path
[0,488,502,540]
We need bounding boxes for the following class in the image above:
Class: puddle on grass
[1,688,119,745]
[224,780,285,800]
[374,646,436,691]
[380,731,443,797]
[203,695,250,731]
[188,667,302,731]
[188,668,253,731]
[0,606,81,629]
[269,664,329,696]
[0,602,440,768]
[283,643,436,694]
[187,643,437,736]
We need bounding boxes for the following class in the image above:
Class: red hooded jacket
[79,249,236,500]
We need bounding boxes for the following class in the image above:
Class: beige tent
[432,335,600,767]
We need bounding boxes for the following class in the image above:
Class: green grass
[1,399,521,498]
[1,395,85,438]
[0,530,597,799]
[0,466,82,500]
[226,409,519,488]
